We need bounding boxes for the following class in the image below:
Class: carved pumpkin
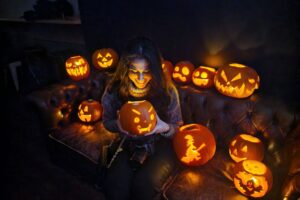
[119,100,157,136]
[233,160,273,198]
[65,56,90,81]
[214,63,260,98]
[92,48,119,70]
[78,99,102,123]
[172,61,195,84]
[229,134,264,163]
[162,60,174,77]
[173,124,216,166]
[192,66,216,88]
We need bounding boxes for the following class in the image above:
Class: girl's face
[128,58,152,89]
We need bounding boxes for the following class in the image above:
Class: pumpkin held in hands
[229,134,264,163]
[78,99,102,123]
[92,48,119,70]
[214,63,260,98]
[233,160,273,198]
[119,100,157,136]
[65,55,90,81]
[173,124,216,166]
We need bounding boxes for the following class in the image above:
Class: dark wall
[79,0,300,110]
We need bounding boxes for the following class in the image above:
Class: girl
[101,37,183,200]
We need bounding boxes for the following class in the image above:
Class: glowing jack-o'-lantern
[229,134,264,163]
[119,100,157,136]
[172,61,195,84]
[192,66,216,88]
[173,124,216,166]
[92,48,118,70]
[162,60,174,77]
[65,56,90,81]
[233,160,273,198]
[78,99,103,123]
[214,63,260,98]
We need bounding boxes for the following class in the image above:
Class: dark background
[79,0,300,110]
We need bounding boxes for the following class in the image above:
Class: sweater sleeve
[161,86,183,138]
[101,87,121,133]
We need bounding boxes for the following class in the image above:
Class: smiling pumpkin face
[119,100,157,136]
[229,134,264,163]
[92,48,118,70]
[214,63,260,98]
[192,66,216,88]
[172,61,195,84]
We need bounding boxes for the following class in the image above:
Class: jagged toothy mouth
[137,124,153,134]
[193,78,209,86]
[173,73,187,82]
[66,65,88,76]
[215,79,255,97]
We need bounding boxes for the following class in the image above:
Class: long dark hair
[107,37,175,120]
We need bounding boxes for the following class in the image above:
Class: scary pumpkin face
[173,124,216,166]
[119,100,157,136]
[229,134,264,163]
[78,99,103,123]
[92,48,118,70]
[128,58,152,98]
[214,63,260,98]
[172,61,195,84]
[192,66,216,88]
[65,56,90,81]
[233,160,273,198]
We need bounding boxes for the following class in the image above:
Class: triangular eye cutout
[66,62,72,67]
[105,53,112,57]
[97,53,103,58]
[241,145,248,153]
[231,73,242,82]
[221,70,228,82]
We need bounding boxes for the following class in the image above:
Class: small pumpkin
[92,48,119,70]
[173,124,216,166]
[172,61,195,84]
[119,100,157,136]
[65,55,90,81]
[214,63,260,98]
[233,160,273,198]
[162,60,174,77]
[78,99,102,123]
[192,66,216,88]
[229,134,264,163]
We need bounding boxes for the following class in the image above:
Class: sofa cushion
[50,122,117,163]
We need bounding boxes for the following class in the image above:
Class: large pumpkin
[65,55,90,81]
[229,134,264,163]
[214,63,260,98]
[172,61,195,84]
[92,48,119,70]
[119,100,157,136]
[78,99,102,123]
[233,160,273,198]
[192,66,216,88]
[173,124,216,166]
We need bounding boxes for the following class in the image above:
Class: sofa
[26,71,300,200]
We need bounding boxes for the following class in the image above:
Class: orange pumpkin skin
[229,134,264,163]
[65,56,90,81]
[214,63,260,98]
[233,160,273,198]
[119,100,157,136]
[92,48,119,70]
[162,60,174,77]
[192,66,216,88]
[78,99,103,123]
[172,61,195,84]
[173,124,216,166]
